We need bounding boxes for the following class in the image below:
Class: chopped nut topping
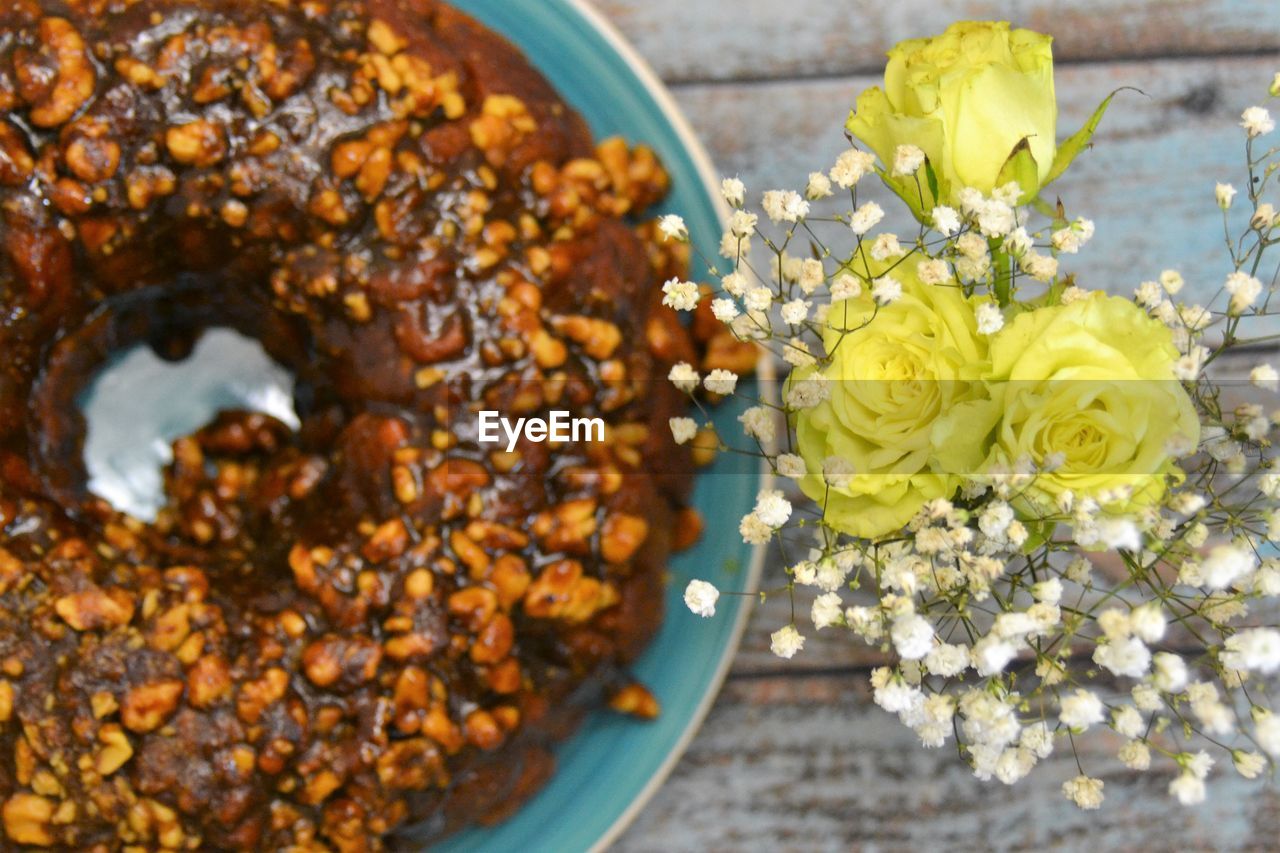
[121,679,184,732]
[165,120,227,167]
[3,792,55,846]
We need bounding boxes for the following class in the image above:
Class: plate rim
[551,2,774,849]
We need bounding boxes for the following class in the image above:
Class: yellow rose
[793,259,989,538]
[936,293,1200,514]
[846,21,1107,214]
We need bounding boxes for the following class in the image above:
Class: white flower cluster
[674,80,1280,812]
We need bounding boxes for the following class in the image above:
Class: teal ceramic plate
[433,2,768,851]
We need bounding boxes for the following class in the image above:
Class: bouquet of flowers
[666,21,1280,808]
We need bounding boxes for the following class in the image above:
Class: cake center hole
[78,327,299,521]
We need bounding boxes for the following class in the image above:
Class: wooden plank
[669,55,1280,318]
[594,0,1280,84]
[616,674,1277,850]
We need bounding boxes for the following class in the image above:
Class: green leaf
[995,137,1041,205]
[923,158,940,208]
[1045,87,1141,186]
[1029,195,1059,220]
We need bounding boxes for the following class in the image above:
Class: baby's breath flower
[762,189,809,223]
[830,273,863,300]
[1173,346,1207,381]
[721,176,745,207]
[1018,723,1054,760]
[1032,578,1063,604]
[849,201,885,235]
[785,377,830,409]
[890,614,934,660]
[1093,636,1151,678]
[1132,683,1162,712]
[1226,270,1263,314]
[797,259,825,294]
[870,233,904,260]
[710,297,740,323]
[975,198,1016,238]
[776,453,806,478]
[739,512,772,545]
[770,625,805,659]
[1169,772,1206,806]
[704,369,739,396]
[782,339,817,368]
[1234,750,1267,779]
[1060,285,1088,304]
[811,592,844,629]
[721,271,748,296]
[1222,628,1280,674]
[955,232,987,259]
[924,643,969,677]
[669,417,697,445]
[1059,689,1104,730]
[917,258,950,286]
[739,406,776,442]
[1241,105,1276,138]
[830,148,876,189]
[1200,544,1257,590]
[1098,608,1131,640]
[1120,740,1152,771]
[805,171,833,200]
[821,455,856,489]
[1021,251,1058,282]
[661,277,699,311]
[1134,280,1164,308]
[1252,203,1276,230]
[1255,711,1280,756]
[780,298,810,326]
[1160,269,1184,294]
[668,362,700,392]
[657,214,688,242]
[1003,226,1032,257]
[744,286,773,313]
[991,181,1022,206]
[1216,182,1238,209]
[683,579,719,617]
[1112,705,1144,739]
[932,205,961,235]
[971,636,1018,676]
[728,209,758,237]
[1063,775,1105,810]
[892,143,926,176]
[956,186,984,215]
[754,489,792,528]
[1130,603,1167,643]
[871,275,902,304]
[1051,218,1095,253]
[975,302,1004,335]
[721,230,749,259]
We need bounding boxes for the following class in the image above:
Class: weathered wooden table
[585,1,1280,849]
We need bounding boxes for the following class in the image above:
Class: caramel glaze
[0,0,750,848]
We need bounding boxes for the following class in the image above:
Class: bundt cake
[0,0,749,848]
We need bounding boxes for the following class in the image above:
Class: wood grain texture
[594,0,1280,84]
[667,55,1280,312]
[615,675,1280,851]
